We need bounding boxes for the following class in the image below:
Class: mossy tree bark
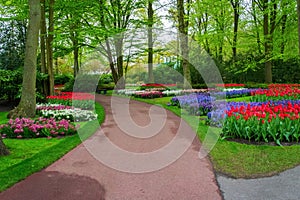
[9,0,41,119]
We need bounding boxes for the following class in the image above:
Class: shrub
[54,74,73,85]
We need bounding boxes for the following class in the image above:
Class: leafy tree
[0,20,26,70]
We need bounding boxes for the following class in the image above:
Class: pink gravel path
[0,95,222,200]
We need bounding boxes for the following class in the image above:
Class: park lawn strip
[226,96,251,102]
[0,102,105,192]
[134,96,300,178]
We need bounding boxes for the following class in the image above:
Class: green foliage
[191,84,208,89]
[97,83,115,90]
[0,69,48,103]
[63,74,99,92]
[0,69,22,102]
[99,74,113,84]
[221,57,300,83]
[54,74,73,85]
[0,20,26,70]
[244,83,268,89]
[153,63,183,84]
[62,78,75,92]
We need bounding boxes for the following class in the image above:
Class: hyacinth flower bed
[0,117,77,139]
[170,89,259,116]
[171,93,216,116]
[36,104,98,122]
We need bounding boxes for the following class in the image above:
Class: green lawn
[135,96,300,178]
[0,111,8,124]
[0,102,105,192]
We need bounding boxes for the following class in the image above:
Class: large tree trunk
[9,0,41,118]
[147,0,154,83]
[0,138,9,156]
[46,0,54,95]
[177,0,191,89]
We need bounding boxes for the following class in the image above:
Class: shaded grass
[133,96,300,178]
[0,102,105,192]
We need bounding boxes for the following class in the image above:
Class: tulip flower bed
[221,102,300,145]
[251,87,300,102]
[47,92,94,110]
[215,83,245,90]
[0,117,77,139]
[133,91,163,99]
[139,83,177,90]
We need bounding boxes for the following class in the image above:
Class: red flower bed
[215,83,245,88]
[47,92,94,101]
[222,102,300,144]
[251,86,300,101]
[268,84,300,88]
[141,83,177,87]
[47,92,94,110]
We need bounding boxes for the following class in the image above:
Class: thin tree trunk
[263,0,272,83]
[280,14,287,55]
[47,0,54,95]
[147,0,154,83]
[73,37,79,77]
[9,0,41,118]
[115,35,125,89]
[230,0,239,63]
[297,0,300,55]
[252,0,262,54]
[177,0,191,89]
[40,0,49,96]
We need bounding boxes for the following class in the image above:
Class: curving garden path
[0,95,222,200]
